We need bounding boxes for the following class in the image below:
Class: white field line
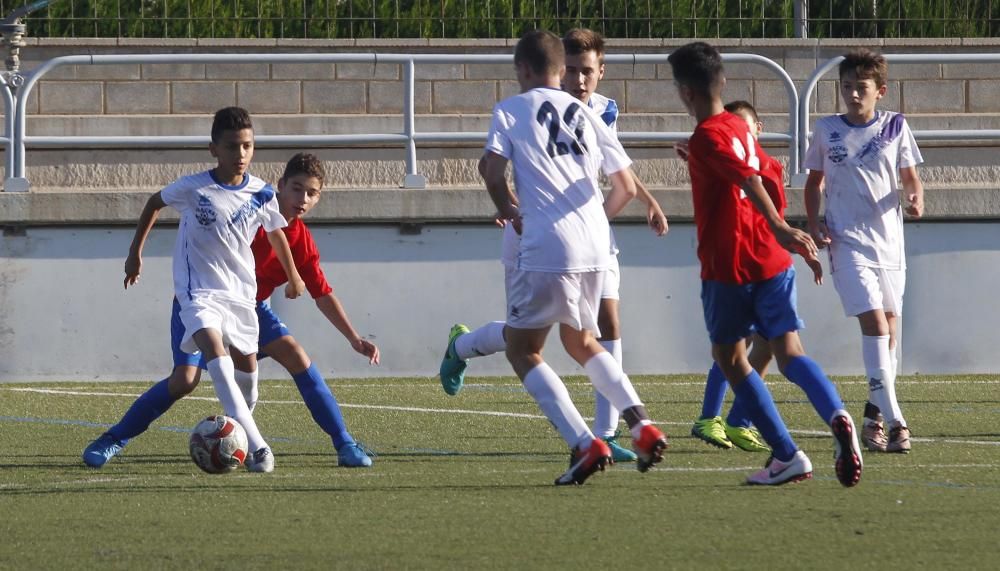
[5,387,1000,447]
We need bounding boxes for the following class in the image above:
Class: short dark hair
[839,49,888,87]
[514,29,564,76]
[281,152,325,186]
[667,41,724,98]
[724,100,759,122]
[563,28,605,61]
[211,106,253,143]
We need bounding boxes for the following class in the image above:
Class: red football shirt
[687,111,792,284]
[252,218,332,302]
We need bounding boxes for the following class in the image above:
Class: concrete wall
[2,222,998,382]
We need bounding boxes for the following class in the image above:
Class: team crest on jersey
[195,194,218,226]
[828,145,848,164]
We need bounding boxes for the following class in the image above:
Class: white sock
[523,363,593,450]
[207,356,268,452]
[889,343,899,377]
[862,335,903,426]
[584,351,642,415]
[592,339,623,438]
[234,369,259,412]
[455,321,507,360]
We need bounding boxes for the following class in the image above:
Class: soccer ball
[189,415,249,474]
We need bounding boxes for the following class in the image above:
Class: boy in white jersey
[479,29,668,486]
[439,28,668,465]
[803,49,924,453]
[121,107,305,472]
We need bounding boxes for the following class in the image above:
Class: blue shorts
[256,301,291,355]
[170,298,203,368]
[169,299,292,368]
[701,267,804,345]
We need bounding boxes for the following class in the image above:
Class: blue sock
[783,355,844,426]
[700,363,728,419]
[725,393,753,428]
[108,378,176,442]
[730,370,797,461]
[292,364,354,450]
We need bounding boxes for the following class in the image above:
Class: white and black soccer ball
[189,415,249,474]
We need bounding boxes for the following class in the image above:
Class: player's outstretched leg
[82,377,178,468]
[292,364,373,468]
[439,324,471,395]
[439,321,509,395]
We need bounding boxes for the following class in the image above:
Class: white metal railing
[796,53,1000,181]
[2,51,798,191]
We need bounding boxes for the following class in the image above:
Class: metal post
[401,58,426,189]
[1,1,51,191]
[794,0,808,39]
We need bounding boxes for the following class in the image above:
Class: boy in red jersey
[689,101,822,453]
[668,42,862,486]
[83,153,380,469]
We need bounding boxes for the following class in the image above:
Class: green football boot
[690,416,732,449]
[724,422,770,453]
[439,324,470,395]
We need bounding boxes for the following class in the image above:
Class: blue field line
[0,415,297,443]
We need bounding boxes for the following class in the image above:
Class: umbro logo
[829,131,842,142]
[510,305,520,318]
[868,377,885,391]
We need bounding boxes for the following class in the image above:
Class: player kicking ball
[440,28,668,465]
[478,29,667,486]
[667,42,862,486]
[83,152,380,470]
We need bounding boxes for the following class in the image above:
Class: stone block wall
[2,37,1000,223]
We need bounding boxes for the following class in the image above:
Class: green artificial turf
[1,375,998,570]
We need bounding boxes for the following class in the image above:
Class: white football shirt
[804,111,922,270]
[494,90,628,271]
[161,170,287,305]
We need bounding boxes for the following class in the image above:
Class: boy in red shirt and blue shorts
[668,42,863,486]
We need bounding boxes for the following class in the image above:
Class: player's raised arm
[266,229,305,299]
[124,191,167,289]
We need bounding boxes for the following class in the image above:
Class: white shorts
[177,294,259,356]
[601,256,620,300]
[505,268,603,334]
[831,265,905,317]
